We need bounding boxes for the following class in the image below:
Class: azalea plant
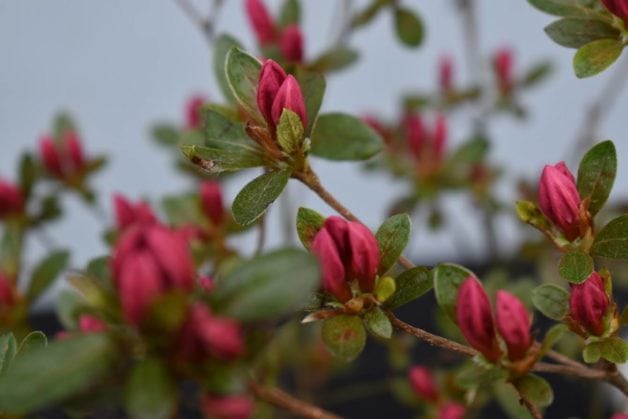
[1,0,628,418]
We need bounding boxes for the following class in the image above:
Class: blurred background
[1,0,627,301]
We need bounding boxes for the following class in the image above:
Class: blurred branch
[175,0,225,43]
[513,382,542,419]
[249,381,344,419]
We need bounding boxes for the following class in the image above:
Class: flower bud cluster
[408,366,466,419]
[39,130,87,182]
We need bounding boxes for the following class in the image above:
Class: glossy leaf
[213,34,242,103]
[433,263,476,321]
[311,113,383,160]
[295,70,325,136]
[232,169,291,226]
[375,214,411,275]
[544,18,619,48]
[531,284,569,320]
[321,315,366,361]
[591,215,628,260]
[583,336,628,364]
[276,109,304,153]
[573,39,623,78]
[296,207,325,249]
[513,374,554,407]
[394,7,424,47]
[363,307,392,339]
[577,140,617,216]
[125,357,176,419]
[225,47,263,122]
[527,0,584,16]
[558,250,594,283]
[386,267,432,309]
[27,250,70,302]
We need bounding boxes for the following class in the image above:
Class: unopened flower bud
[345,222,380,293]
[39,136,64,177]
[199,276,215,292]
[0,273,15,306]
[185,95,206,130]
[280,24,304,63]
[39,131,88,180]
[569,272,610,336]
[602,0,628,26]
[493,48,514,94]
[439,55,454,94]
[245,0,277,46]
[257,60,287,126]
[202,393,253,419]
[408,366,439,402]
[78,314,108,333]
[404,113,426,159]
[538,161,581,241]
[0,179,24,219]
[64,130,85,170]
[271,75,307,129]
[496,290,532,361]
[113,194,157,231]
[456,277,501,362]
[438,402,466,419]
[311,226,352,302]
[200,181,225,226]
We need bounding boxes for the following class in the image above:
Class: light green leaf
[433,263,476,321]
[18,331,47,355]
[531,284,569,320]
[213,34,243,103]
[296,207,325,250]
[393,7,424,47]
[321,315,366,361]
[0,333,17,375]
[573,39,623,78]
[278,0,300,27]
[276,109,304,153]
[513,374,554,408]
[363,307,392,339]
[308,47,360,73]
[527,0,585,16]
[558,250,594,283]
[295,70,325,136]
[583,336,628,364]
[544,18,619,48]
[225,47,263,122]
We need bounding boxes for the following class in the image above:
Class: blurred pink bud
[538,161,581,241]
[280,25,304,63]
[39,136,64,177]
[202,394,253,419]
[611,413,628,419]
[456,277,501,362]
[271,75,307,128]
[64,130,85,170]
[438,402,466,419]
[569,272,610,336]
[0,273,15,306]
[439,55,454,93]
[245,0,277,46]
[602,0,628,25]
[257,60,288,126]
[408,366,439,402]
[496,290,531,361]
[433,113,447,163]
[493,48,514,93]
[39,132,88,180]
[185,95,206,130]
[200,181,225,226]
[78,314,108,333]
[404,113,426,159]
[0,179,24,219]
[199,276,215,292]
[113,194,157,231]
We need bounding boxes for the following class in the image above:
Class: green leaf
[18,331,47,355]
[162,193,204,228]
[215,248,319,321]
[375,214,411,275]
[591,215,628,259]
[0,333,17,375]
[520,61,553,88]
[443,137,489,185]
[309,47,360,73]
[363,307,392,339]
[0,334,118,414]
[296,207,325,250]
[125,357,176,419]
[321,315,366,361]
[531,284,569,320]
[276,109,304,153]
[515,200,552,231]
[225,47,263,122]
[577,140,617,216]
[27,249,70,302]
[393,7,424,47]
[295,70,325,137]
[182,144,265,174]
[374,276,396,303]
[151,124,180,146]
[214,34,243,103]
[278,0,300,27]
[18,153,37,199]
[311,113,383,161]
[573,39,624,78]
[558,250,594,283]
[386,267,432,309]
[433,263,476,321]
[544,18,619,48]
[513,374,554,408]
[583,336,628,364]
[232,169,291,226]
[540,324,568,355]
[527,0,584,16]
[456,362,508,390]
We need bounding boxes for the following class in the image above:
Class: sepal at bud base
[374,276,396,303]
[271,75,307,129]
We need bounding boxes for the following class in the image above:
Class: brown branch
[249,381,344,419]
[513,382,543,419]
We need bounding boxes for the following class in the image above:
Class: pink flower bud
[311,226,352,302]
[496,290,531,361]
[404,113,426,159]
[200,181,225,226]
[245,0,277,46]
[346,222,380,293]
[280,25,304,63]
[493,48,514,93]
[611,413,628,419]
[408,366,439,402]
[569,272,610,336]
[64,130,85,170]
[39,132,88,180]
[199,276,215,292]
[602,0,628,26]
[271,75,307,128]
[113,194,157,231]
[538,161,581,241]
[39,136,64,177]
[0,273,15,306]
[0,179,24,219]
[438,402,466,419]
[202,394,253,419]
[433,113,447,163]
[439,55,454,93]
[78,314,108,333]
[456,277,501,362]
[185,95,206,130]
[257,60,288,126]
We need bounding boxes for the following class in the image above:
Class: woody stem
[249,381,344,419]
[513,382,543,419]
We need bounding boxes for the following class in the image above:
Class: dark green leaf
[350,0,392,28]
[527,0,584,16]
[513,374,554,407]
[215,248,319,321]
[531,284,569,320]
[182,144,266,173]
[311,113,383,160]
[375,214,411,275]
[433,263,476,321]
[321,315,366,361]
[544,18,619,48]
[0,222,22,279]
[583,336,628,364]
[393,7,424,47]
[18,331,47,355]
[214,34,243,103]
[27,250,70,302]
[573,39,624,78]
[386,267,432,309]
[456,362,508,390]
[520,61,553,88]
[225,47,263,122]
[0,333,17,375]
[295,70,326,136]
[363,307,392,339]
[309,47,360,73]
[296,207,325,250]
[203,108,265,151]
[558,250,594,283]
[151,124,180,146]
[232,169,291,226]
[278,0,300,27]
[0,334,118,414]
[591,215,628,259]
[577,140,617,216]
[125,357,176,419]
[276,109,304,153]
[18,153,37,198]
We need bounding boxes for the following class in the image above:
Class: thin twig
[255,212,266,256]
[513,382,543,419]
[175,0,224,43]
[249,381,344,419]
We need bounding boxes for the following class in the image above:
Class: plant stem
[513,382,543,419]
[175,0,224,43]
[249,381,344,419]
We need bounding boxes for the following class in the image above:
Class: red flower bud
[245,0,277,46]
[602,0,628,26]
[346,222,380,293]
[271,75,307,128]
[363,115,391,143]
[200,181,225,226]
[538,161,581,241]
[496,290,532,361]
[0,273,15,306]
[78,314,108,333]
[199,276,215,292]
[64,130,85,170]
[39,132,88,180]
[405,113,426,159]
[113,194,157,231]
[569,272,610,336]
[0,179,24,219]
[280,25,304,63]
[438,402,466,419]
[201,394,253,419]
[311,226,352,302]
[39,136,64,177]
[185,95,206,130]
[493,48,514,94]
[439,55,454,93]
[456,277,501,362]
[408,366,439,402]
[257,60,288,126]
